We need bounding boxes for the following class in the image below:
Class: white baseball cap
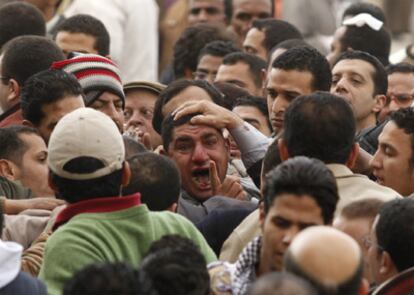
[48,108,125,180]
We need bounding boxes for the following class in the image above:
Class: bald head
[284,226,364,295]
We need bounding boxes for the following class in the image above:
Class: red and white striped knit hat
[50,54,125,107]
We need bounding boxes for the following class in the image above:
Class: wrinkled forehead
[172,122,223,141]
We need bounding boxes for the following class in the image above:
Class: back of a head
[48,108,125,203]
[63,262,153,295]
[263,156,339,224]
[340,198,385,221]
[252,18,303,53]
[54,14,110,56]
[141,235,209,295]
[222,51,267,88]
[0,2,45,49]
[283,92,356,164]
[1,35,65,87]
[251,272,317,295]
[21,69,84,126]
[342,2,386,23]
[173,23,235,78]
[285,226,363,295]
[341,22,391,66]
[376,198,414,272]
[123,135,147,159]
[122,153,181,211]
[272,46,331,91]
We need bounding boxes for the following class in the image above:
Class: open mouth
[192,168,211,190]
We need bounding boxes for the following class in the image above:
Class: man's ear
[278,138,289,161]
[373,94,387,113]
[261,68,267,91]
[0,159,17,180]
[6,79,20,106]
[158,146,167,156]
[167,202,178,213]
[121,161,131,187]
[379,251,398,278]
[346,46,354,52]
[346,142,359,169]
[22,120,34,127]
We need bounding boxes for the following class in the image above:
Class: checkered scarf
[232,236,262,295]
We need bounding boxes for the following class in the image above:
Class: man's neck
[357,115,376,133]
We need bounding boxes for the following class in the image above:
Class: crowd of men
[0,0,414,294]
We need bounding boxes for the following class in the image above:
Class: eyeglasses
[362,235,384,252]
[386,93,414,106]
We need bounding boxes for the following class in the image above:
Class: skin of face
[89,91,125,132]
[166,123,229,201]
[195,54,224,84]
[162,86,214,117]
[231,0,272,41]
[55,31,99,57]
[243,28,267,61]
[371,121,414,196]
[36,95,85,143]
[334,216,375,284]
[379,72,414,122]
[124,89,162,148]
[260,193,324,272]
[215,62,261,96]
[331,59,379,132]
[327,26,347,67]
[188,0,226,25]
[13,133,54,197]
[232,105,271,136]
[266,68,314,134]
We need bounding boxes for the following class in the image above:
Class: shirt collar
[53,193,141,230]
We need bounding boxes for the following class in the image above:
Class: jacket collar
[53,193,141,230]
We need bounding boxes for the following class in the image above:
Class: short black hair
[0,126,40,166]
[283,92,356,164]
[122,153,181,211]
[389,107,414,165]
[198,40,240,62]
[386,62,414,75]
[263,156,338,224]
[251,18,302,54]
[213,81,250,110]
[63,262,153,295]
[284,250,363,295]
[340,25,391,66]
[173,23,234,78]
[21,69,84,126]
[161,113,201,152]
[54,14,110,56]
[268,38,309,60]
[50,158,123,203]
[222,52,267,89]
[272,46,331,91]
[233,95,271,131]
[342,2,386,23]
[152,79,224,134]
[376,198,414,272]
[334,50,388,96]
[141,235,209,295]
[0,2,45,49]
[1,36,65,87]
[261,139,281,184]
